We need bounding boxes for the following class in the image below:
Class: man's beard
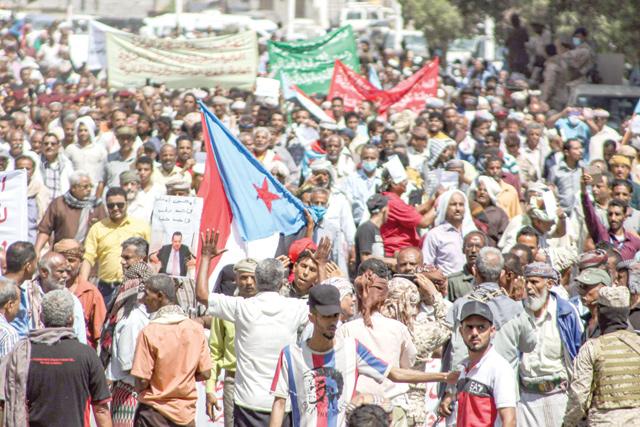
[43,278,66,292]
[126,190,138,201]
[524,287,549,312]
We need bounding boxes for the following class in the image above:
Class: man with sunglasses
[79,187,150,308]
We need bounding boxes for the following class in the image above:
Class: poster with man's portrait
[150,195,204,278]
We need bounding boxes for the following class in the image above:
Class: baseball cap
[308,285,341,316]
[459,300,493,324]
[576,268,612,287]
[233,258,258,274]
[367,194,388,214]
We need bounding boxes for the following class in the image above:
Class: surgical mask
[572,37,582,46]
[362,160,378,172]
[370,135,381,145]
[568,115,580,126]
[308,205,327,222]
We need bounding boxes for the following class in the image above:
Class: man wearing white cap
[587,109,621,162]
[380,155,432,257]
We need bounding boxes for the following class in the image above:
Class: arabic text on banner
[106,31,258,89]
[268,26,360,95]
[0,170,28,251]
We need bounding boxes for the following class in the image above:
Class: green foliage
[398,0,464,51]
[445,0,640,63]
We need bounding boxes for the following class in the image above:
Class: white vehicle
[283,18,326,41]
[446,36,503,69]
[383,30,429,58]
[340,3,396,33]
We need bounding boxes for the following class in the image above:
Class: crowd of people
[0,11,639,427]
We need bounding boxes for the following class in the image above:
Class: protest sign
[150,195,204,278]
[0,170,28,251]
[88,21,125,71]
[106,31,257,89]
[268,26,359,94]
[328,58,439,115]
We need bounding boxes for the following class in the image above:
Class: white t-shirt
[455,346,516,427]
[271,337,390,427]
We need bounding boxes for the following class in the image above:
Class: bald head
[396,247,423,274]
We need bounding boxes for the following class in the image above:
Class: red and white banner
[328,58,439,116]
[0,170,28,251]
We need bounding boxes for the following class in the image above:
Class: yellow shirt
[83,216,151,282]
[205,317,236,393]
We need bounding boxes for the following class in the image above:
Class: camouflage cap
[597,286,630,308]
[576,268,612,287]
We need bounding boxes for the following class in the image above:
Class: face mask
[362,160,378,172]
[308,205,327,222]
[568,115,580,126]
[572,37,582,46]
[371,135,381,145]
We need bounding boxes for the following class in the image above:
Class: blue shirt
[555,118,591,160]
[0,312,19,357]
[10,282,31,338]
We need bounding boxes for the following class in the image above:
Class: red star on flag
[253,178,281,212]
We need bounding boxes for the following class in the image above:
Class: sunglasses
[107,202,125,210]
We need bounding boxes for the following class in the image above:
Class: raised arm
[196,229,227,305]
[580,172,609,244]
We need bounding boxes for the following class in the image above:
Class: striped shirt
[0,312,19,357]
[271,337,390,427]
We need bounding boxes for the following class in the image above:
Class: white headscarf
[468,175,502,205]
[435,189,477,236]
[73,116,96,144]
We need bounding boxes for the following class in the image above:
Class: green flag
[268,26,360,95]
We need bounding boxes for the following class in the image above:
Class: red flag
[328,58,439,116]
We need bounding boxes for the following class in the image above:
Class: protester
[5,241,38,338]
[205,234,310,426]
[131,274,211,427]
[0,277,20,357]
[270,284,457,427]
[54,238,107,348]
[80,187,151,308]
[453,300,517,427]
[3,290,112,427]
[35,170,106,253]
[422,189,477,275]
[518,262,582,427]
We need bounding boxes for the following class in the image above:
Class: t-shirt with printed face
[27,338,111,427]
[271,337,390,427]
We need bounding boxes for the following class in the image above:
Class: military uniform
[564,286,640,426]
[446,265,474,302]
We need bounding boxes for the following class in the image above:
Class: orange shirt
[131,318,211,425]
[72,278,107,348]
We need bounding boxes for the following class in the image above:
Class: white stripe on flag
[207,219,281,292]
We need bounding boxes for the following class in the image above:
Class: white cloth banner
[88,21,125,71]
[106,30,258,89]
[0,170,28,251]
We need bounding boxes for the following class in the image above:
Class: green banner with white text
[268,26,360,95]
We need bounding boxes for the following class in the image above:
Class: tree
[399,0,464,53]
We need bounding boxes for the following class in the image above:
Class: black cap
[308,285,341,316]
[460,300,493,324]
[367,194,388,214]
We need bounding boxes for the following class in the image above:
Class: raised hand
[200,228,228,258]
